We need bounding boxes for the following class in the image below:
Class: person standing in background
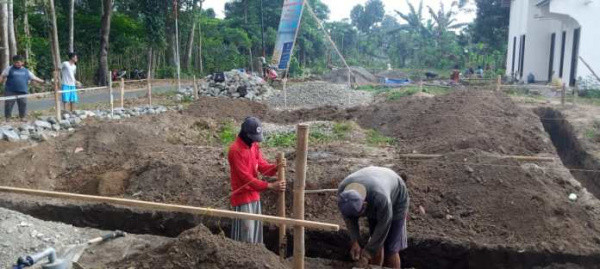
[61,52,81,112]
[0,55,45,121]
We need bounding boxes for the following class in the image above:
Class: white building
[506,0,600,88]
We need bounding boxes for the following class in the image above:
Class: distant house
[506,0,600,88]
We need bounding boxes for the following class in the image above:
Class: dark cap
[241,117,263,142]
[338,183,367,218]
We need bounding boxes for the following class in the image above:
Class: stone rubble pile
[0,105,180,143]
[199,70,274,100]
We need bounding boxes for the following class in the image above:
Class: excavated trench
[536,107,600,199]
[1,196,599,269]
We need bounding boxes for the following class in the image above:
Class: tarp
[383,78,412,86]
[271,0,305,70]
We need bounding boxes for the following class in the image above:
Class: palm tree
[427,2,467,36]
[394,0,424,33]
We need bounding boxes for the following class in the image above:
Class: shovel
[61,230,126,268]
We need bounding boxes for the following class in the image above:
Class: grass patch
[386,85,450,101]
[333,122,353,139]
[264,132,296,148]
[355,85,390,94]
[218,120,237,146]
[366,129,395,146]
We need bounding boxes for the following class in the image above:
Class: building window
[570,28,581,86]
[559,31,566,78]
[519,35,526,79]
[548,33,556,82]
[512,36,517,76]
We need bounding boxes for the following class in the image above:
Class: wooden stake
[147,78,152,105]
[53,70,61,120]
[120,77,125,108]
[496,75,501,92]
[193,75,199,100]
[277,152,287,260]
[398,153,556,162]
[293,124,309,269]
[0,186,339,231]
[108,75,113,117]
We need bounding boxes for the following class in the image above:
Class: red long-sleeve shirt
[228,137,277,207]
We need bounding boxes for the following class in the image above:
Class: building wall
[506,0,600,88]
[550,0,600,88]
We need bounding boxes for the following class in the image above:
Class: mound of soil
[376,69,408,79]
[186,96,269,121]
[398,149,600,255]
[110,224,289,269]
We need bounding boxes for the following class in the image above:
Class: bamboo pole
[193,75,199,100]
[147,78,152,105]
[108,75,113,117]
[0,186,339,231]
[398,153,556,162]
[293,124,309,269]
[304,189,337,194]
[120,77,125,108]
[53,70,61,120]
[277,152,287,260]
[496,75,501,92]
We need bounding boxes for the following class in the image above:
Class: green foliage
[264,132,297,148]
[15,0,507,85]
[387,88,420,100]
[218,121,238,146]
[366,129,394,146]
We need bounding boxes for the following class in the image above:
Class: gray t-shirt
[60,61,77,86]
[338,166,409,256]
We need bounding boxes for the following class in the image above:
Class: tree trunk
[147,48,152,80]
[7,0,16,57]
[0,1,9,69]
[68,0,74,52]
[48,0,61,71]
[23,0,30,63]
[198,12,203,74]
[184,0,200,70]
[95,0,113,86]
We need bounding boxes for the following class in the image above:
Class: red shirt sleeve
[229,148,269,192]
[256,146,277,177]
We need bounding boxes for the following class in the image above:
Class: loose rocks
[199,70,274,100]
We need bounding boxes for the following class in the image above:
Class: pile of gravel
[0,207,103,268]
[322,66,379,85]
[199,70,274,100]
[264,81,373,109]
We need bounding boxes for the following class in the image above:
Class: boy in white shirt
[61,52,81,111]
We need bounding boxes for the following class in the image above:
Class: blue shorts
[61,85,78,103]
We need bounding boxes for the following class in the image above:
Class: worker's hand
[356,255,370,268]
[350,241,361,261]
[268,180,286,192]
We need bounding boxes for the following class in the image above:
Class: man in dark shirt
[338,166,409,269]
[1,55,44,120]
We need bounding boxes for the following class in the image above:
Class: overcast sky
[203,0,476,24]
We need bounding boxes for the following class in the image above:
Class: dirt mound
[111,225,289,269]
[376,69,408,79]
[187,96,269,121]
[322,66,378,85]
[355,90,555,155]
[398,149,600,255]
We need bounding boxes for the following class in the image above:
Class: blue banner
[271,0,305,70]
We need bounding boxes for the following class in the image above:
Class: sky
[203,0,477,24]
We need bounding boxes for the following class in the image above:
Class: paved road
[1,84,190,114]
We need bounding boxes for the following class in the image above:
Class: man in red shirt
[229,117,286,244]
